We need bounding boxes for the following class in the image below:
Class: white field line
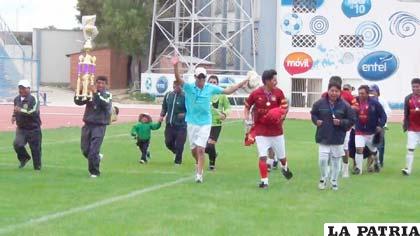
[0,176,192,235]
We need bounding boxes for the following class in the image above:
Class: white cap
[194,67,207,78]
[18,80,31,88]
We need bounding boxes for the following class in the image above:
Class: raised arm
[223,79,249,95]
[172,56,184,86]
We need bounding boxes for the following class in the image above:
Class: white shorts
[187,124,211,149]
[319,144,345,158]
[407,131,420,150]
[355,134,377,152]
[255,135,286,159]
[343,130,351,151]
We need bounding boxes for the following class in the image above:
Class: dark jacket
[13,94,41,130]
[74,90,112,126]
[311,97,356,145]
[403,94,412,132]
[160,91,186,127]
[355,97,387,134]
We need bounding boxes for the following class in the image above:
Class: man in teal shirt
[173,56,249,183]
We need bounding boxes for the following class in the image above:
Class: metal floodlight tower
[147,0,256,75]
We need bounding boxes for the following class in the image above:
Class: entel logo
[358,51,399,81]
[284,52,313,75]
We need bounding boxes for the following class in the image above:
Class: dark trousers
[13,127,42,169]
[81,124,106,175]
[205,126,222,166]
[137,140,150,161]
[378,129,386,166]
[164,125,187,164]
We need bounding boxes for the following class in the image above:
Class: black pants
[205,126,222,166]
[164,125,187,164]
[13,127,42,169]
[137,140,150,161]
[81,124,106,175]
[378,129,386,166]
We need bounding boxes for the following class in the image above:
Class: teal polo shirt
[183,82,224,125]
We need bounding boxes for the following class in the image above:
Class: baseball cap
[18,80,31,88]
[369,84,380,94]
[194,67,207,79]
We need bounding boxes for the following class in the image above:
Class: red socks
[259,159,268,179]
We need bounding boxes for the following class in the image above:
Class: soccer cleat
[209,165,215,171]
[281,167,293,180]
[318,180,327,190]
[272,160,279,169]
[331,184,338,191]
[139,159,147,164]
[90,174,98,178]
[147,151,151,160]
[18,157,30,169]
[402,168,410,176]
[99,153,104,160]
[352,168,361,175]
[195,174,203,183]
[259,182,268,189]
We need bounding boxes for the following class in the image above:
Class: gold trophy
[75,15,98,101]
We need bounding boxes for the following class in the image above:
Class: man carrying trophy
[74,16,112,178]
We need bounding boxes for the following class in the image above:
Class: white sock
[342,162,349,174]
[261,178,268,184]
[407,151,414,173]
[330,157,341,185]
[355,153,363,173]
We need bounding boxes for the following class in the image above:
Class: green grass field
[0,120,419,236]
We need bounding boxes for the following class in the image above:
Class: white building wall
[276,0,420,108]
[33,29,84,84]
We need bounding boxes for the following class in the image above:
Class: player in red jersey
[244,69,293,188]
[402,78,420,175]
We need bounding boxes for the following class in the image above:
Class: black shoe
[374,163,380,173]
[258,182,268,189]
[34,166,41,171]
[273,160,279,169]
[18,157,30,169]
[146,152,151,160]
[209,165,215,171]
[281,167,293,180]
[353,168,361,175]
